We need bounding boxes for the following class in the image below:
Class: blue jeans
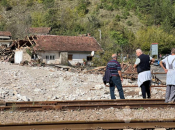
[110,76,125,99]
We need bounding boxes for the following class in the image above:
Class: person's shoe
[168,101,174,103]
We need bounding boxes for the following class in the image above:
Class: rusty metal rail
[123,85,166,87]
[3,99,165,106]
[123,72,166,74]
[0,120,175,129]
[0,99,174,111]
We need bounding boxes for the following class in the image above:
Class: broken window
[50,55,55,60]
[68,54,73,60]
[46,55,49,60]
[87,56,92,61]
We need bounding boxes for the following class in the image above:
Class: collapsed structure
[0,35,103,66]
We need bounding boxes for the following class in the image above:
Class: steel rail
[123,85,166,87]
[3,99,165,106]
[0,120,175,129]
[123,72,166,74]
[0,102,175,111]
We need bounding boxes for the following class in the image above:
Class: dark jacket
[103,68,112,85]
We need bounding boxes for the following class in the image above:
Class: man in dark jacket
[103,68,112,86]
[133,49,155,99]
[106,54,125,99]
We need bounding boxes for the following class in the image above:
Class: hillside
[0,0,143,39]
[0,0,175,66]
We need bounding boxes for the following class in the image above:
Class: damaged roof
[33,35,102,52]
[27,27,51,34]
[0,31,12,36]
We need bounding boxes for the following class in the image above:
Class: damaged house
[0,31,12,47]
[12,35,102,65]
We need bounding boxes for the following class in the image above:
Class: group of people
[103,48,175,103]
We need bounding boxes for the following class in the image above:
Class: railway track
[1,120,175,130]
[0,99,175,129]
[0,99,174,111]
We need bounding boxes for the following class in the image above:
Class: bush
[127,20,133,26]
[43,0,54,8]
[106,5,114,11]
[76,1,89,17]
[0,0,12,11]
[26,0,34,7]
[0,20,6,31]
[1,0,9,7]
[115,15,121,22]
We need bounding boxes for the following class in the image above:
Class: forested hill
[0,0,175,65]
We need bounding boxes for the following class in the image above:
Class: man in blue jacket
[106,54,125,99]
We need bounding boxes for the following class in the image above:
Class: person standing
[160,48,175,103]
[106,54,125,99]
[133,49,155,99]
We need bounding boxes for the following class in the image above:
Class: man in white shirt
[160,48,175,103]
[133,49,155,99]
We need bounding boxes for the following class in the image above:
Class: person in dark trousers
[133,49,155,99]
[106,54,125,99]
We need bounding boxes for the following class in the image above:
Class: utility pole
[98,29,101,41]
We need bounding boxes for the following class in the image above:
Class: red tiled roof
[28,27,51,34]
[0,31,12,36]
[33,35,102,52]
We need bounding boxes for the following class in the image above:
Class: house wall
[68,52,92,65]
[37,51,93,65]
[37,51,60,64]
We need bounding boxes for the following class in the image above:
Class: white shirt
[161,55,175,69]
[137,70,152,87]
[135,56,153,65]
[161,55,175,85]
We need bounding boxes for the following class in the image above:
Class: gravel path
[0,61,166,102]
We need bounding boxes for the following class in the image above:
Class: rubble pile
[0,45,14,62]
[0,36,36,63]
[0,61,166,102]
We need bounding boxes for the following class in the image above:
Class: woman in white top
[160,48,175,103]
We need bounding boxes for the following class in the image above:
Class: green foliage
[110,31,128,46]
[119,0,127,7]
[0,0,12,11]
[76,0,90,17]
[121,10,129,19]
[127,20,133,26]
[26,0,34,7]
[31,11,46,27]
[0,0,9,7]
[115,15,121,22]
[43,0,54,8]
[26,48,32,56]
[0,17,6,31]
[134,27,175,54]
[44,8,59,27]
[35,0,44,3]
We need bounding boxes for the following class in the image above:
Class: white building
[32,35,103,65]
